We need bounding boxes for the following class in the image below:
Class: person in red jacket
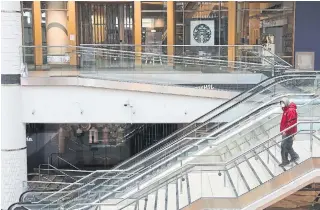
[279,97,299,167]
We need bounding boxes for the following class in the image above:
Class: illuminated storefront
[22,1,320,68]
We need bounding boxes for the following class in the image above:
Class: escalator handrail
[83,93,314,206]
[112,72,319,170]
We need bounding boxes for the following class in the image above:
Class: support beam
[167,1,175,66]
[228,1,236,63]
[32,1,43,66]
[249,3,260,45]
[134,1,142,66]
[67,1,77,66]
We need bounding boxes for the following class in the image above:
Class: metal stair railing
[79,44,292,67]
[70,120,319,210]
[46,83,318,208]
[20,45,289,75]
[186,96,320,162]
[81,96,315,202]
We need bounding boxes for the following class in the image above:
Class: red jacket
[280,102,298,135]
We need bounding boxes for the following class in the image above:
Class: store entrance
[77,2,133,45]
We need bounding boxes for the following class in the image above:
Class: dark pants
[281,135,299,163]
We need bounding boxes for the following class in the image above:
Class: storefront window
[77,2,133,45]
[236,2,295,64]
[142,2,167,54]
[26,123,179,171]
[22,1,34,64]
[40,1,68,64]
[174,2,228,59]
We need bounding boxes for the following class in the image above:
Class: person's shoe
[291,156,300,162]
[279,161,290,167]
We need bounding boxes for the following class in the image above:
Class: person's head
[280,97,290,110]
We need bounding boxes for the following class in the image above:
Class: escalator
[9,71,319,210]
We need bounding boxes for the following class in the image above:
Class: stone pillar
[249,3,260,45]
[1,2,27,209]
[46,1,69,64]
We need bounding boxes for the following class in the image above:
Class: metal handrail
[107,73,319,169]
[79,93,315,206]
[37,74,319,207]
[25,181,82,186]
[31,167,143,204]
[52,155,81,171]
[38,164,77,182]
[20,45,290,70]
[79,43,292,67]
[53,94,316,209]
[78,121,319,210]
[75,45,289,68]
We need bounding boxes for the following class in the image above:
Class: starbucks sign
[190,20,215,46]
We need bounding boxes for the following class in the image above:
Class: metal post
[224,169,226,187]
[180,160,183,194]
[48,156,50,176]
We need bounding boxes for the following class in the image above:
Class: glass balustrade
[21,45,291,78]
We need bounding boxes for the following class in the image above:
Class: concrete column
[134,1,142,66]
[46,1,68,64]
[167,1,175,66]
[32,1,43,66]
[1,2,27,209]
[228,1,236,63]
[249,3,260,45]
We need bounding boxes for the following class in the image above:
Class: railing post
[310,122,314,156]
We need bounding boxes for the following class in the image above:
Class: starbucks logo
[193,24,211,44]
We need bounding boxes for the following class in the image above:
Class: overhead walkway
[9,71,319,210]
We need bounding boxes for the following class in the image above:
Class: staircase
[98,122,320,210]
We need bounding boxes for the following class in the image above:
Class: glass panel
[174,1,229,56]
[77,2,133,45]
[236,2,295,65]
[22,2,34,65]
[141,7,167,48]
[26,123,180,172]
[141,2,167,11]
